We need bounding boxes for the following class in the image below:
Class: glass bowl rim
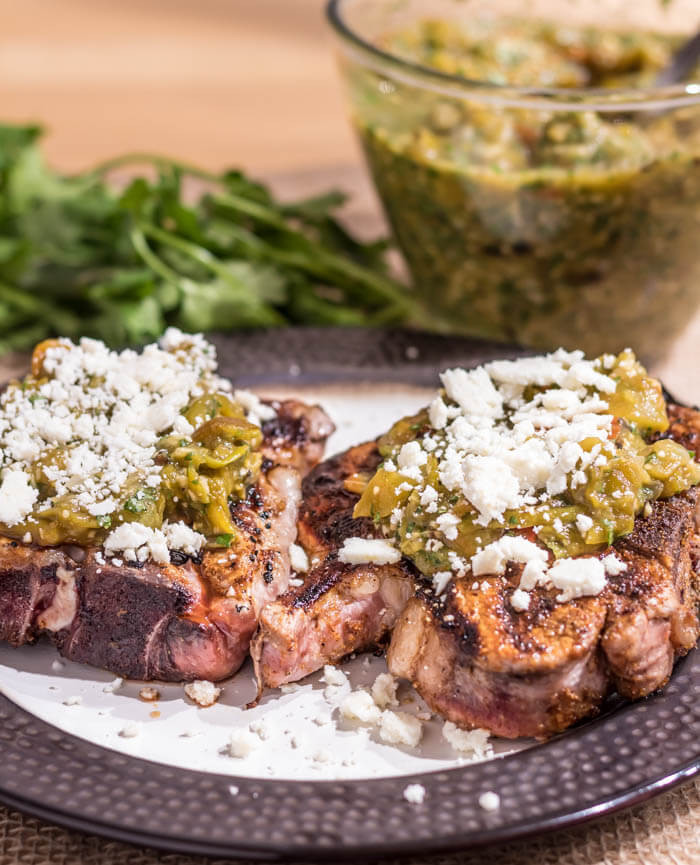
[326,0,700,112]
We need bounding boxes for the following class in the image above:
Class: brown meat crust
[0,399,332,682]
[255,401,700,738]
[251,441,416,689]
[388,404,700,738]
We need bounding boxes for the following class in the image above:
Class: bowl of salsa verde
[327,0,700,364]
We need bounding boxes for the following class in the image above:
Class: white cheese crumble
[232,389,276,427]
[289,542,309,573]
[432,570,453,596]
[102,677,123,694]
[371,673,399,709]
[471,535,611,603]
[602,553,628,577]
[379,710,423,747]
[471,536,547,579]
[0,329,274,562]
[442,722,493,759]
[184,680,221,708]
[321,665,349,688]
[478,791,501,812]
[338,537,401,566]
[162,522,206,556]
[339,690,382,725]
[575,513,594,535]
[0,469,38,526]
[104,523,170,565]
[119,723,140,739]
[510,589,531,611]
[546,557,607,602]
[403,783,426,805]
[397,441,427,471]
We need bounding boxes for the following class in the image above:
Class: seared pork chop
[251,441,416,689]
[253,403,700,739]
[389,402,700,738]
[0,400,333,682]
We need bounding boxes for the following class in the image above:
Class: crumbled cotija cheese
[184,680,221,708]
[339,690,382,725]
[0,329,272,562]
[379,710,423,747]
[403,783,426,804]
[338,537,401,565]
[0,470,38,526]
[118,723,140,739]
[478,791,500,812]
[442,722,493,759]
[375,349,626,598]
[546,558,607,602]
[510,588,531,611]
[472,535,613,603]
[602,553,628,576]
[371,673,399,709]
[289,542,309,573]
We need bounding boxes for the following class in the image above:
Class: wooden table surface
[0,0,356,175]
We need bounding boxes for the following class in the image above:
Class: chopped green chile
[354,351,700,575]
[4,389,263,548]
[346,19,700,361]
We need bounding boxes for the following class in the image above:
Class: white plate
[0,384,525,781]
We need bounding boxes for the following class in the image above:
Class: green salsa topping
[0,336,264,549]
[353,350,700,579]
[344,19,700,362]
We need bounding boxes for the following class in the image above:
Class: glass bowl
[326,0,700,364]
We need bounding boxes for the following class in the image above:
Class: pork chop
[0,399,334,682]
[251,441,416,689]
[388,402,700,738]
[253,402,700,739]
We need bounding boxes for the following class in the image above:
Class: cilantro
[602,520,615,546]
[508,515,518,525]
[96,515,112,529]
[215,533,234,547]
[0,123,410,354]
[124,488,156,514]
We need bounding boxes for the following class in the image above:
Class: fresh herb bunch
[0,123,411,352]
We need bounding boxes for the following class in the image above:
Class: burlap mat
[1,778,697,865]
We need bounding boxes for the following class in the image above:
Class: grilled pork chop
[0,400,333,682]
[253,403,700,738]
[251,441,416,689]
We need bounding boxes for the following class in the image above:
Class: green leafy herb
[96,514,112,529]
[0,124,414,353]
[215,533,234,547]
[124,488,156,514]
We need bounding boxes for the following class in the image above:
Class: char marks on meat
[389,403,700,738]
[251,442,416,689]
[0,399,332,682]
[254,403,700,739]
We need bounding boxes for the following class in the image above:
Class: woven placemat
[1,779,698,865]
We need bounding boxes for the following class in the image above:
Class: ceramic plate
[0,328,697,860]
